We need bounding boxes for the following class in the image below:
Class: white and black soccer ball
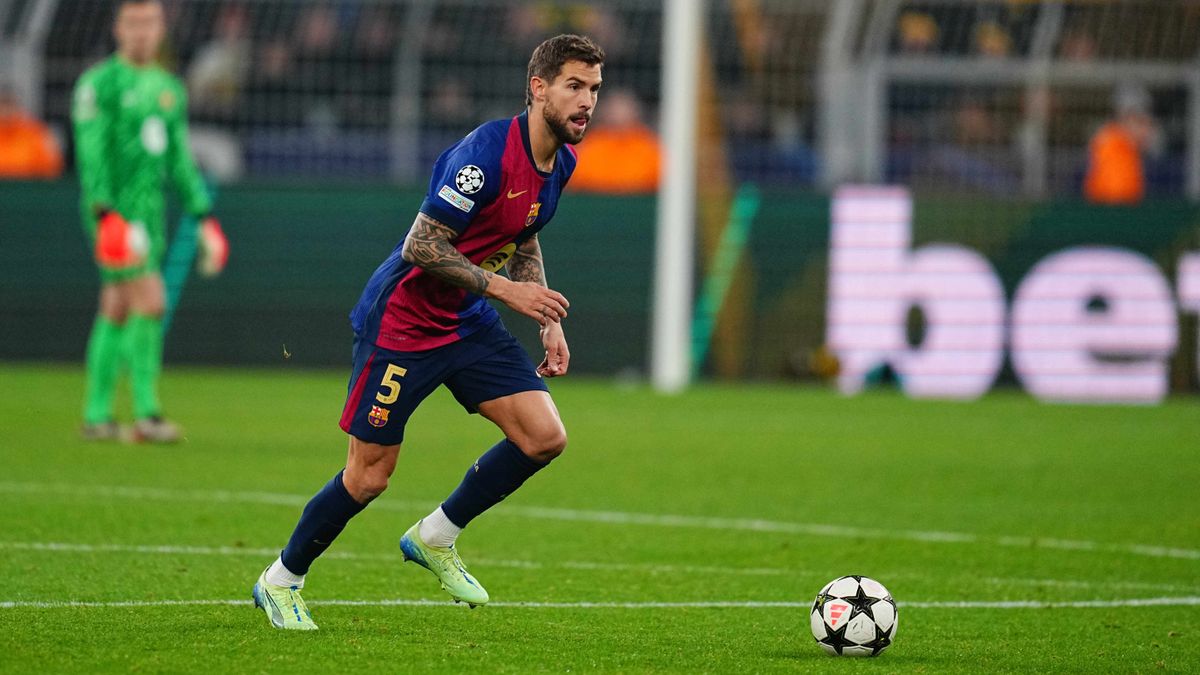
[809,575,898,657]
[454,165,485,194]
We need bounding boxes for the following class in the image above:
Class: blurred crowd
[3,0,1195,199]
[886,3,1191,200]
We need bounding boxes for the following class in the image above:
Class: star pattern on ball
[810,576,897,658]
[812,592,834,613]
[840,583,878,622]
[864,623,893,656]
[817,622,857,655]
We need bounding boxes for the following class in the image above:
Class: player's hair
[525,34,605,107]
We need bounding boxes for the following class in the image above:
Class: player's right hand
[491,278,569,323]
[94,210,147,269]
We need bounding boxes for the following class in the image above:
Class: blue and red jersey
[350,112,577,352]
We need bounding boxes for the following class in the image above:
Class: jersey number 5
[376,364,408,404]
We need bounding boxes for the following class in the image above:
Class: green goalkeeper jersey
[72,55,211,260]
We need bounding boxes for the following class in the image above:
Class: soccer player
[252,34,605,630]
[73,0,227,443]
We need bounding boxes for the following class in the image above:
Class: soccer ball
[809,575,898,657]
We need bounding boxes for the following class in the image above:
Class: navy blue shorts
[339,319,548,445]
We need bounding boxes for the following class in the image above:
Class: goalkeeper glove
[94,209,148,269]
[197,215,228,277]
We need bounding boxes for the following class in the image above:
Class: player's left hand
[197,215,228,278]
[537,320,570,378]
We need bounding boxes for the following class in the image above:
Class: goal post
[651,0,705,394]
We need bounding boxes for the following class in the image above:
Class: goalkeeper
[73,0,228,443]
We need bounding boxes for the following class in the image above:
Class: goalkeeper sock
[83,316,125,424]
[125,313,164,419]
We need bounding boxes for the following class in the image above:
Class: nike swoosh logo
[507,189,528,199]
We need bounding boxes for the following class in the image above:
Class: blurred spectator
[1084,84,1161,204]
[897,11,939,54]
[908,92,1019,195]
[1058,24,1098,62]
[570,89,660,194]
[954,96,1003,146]
[344,6,397,129]
[297,4,339,57]
[503,4,626,58]
[187,3,252,120]
[293,5,344,132]
[0,84,63,179]
[249,39,301,126]
[428,78,476,131]
[973,20,1012,58]
[567,5,625,59]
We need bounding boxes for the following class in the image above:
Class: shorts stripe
[339,351,376,432]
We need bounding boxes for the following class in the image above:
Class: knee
[99,294,128,324]
[101,307,129,324]
[343,467,390,503]
[137,297,166,318]
[521,425,567,463]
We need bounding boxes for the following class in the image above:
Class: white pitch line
[2,597,1199,610]
[5,541,1199,593]
[903,597,1200,609]
[978,576,1199,594]
[0,541,788,578]
[2,481,1198,561]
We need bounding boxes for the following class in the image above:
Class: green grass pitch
[1,363,1197,673]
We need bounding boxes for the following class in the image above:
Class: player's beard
[544,100,589,146]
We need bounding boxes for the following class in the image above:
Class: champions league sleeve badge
[455,165,485,194]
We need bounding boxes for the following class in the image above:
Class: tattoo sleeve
[507,235,547,286]
[401,213,494,295]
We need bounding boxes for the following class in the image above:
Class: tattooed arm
[401,213,495,295]
[507,235,571,377]
[506,234,548,286]
[401,213,570,322]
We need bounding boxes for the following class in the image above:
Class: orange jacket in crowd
[0,112,63,179]
[570,124,661,194]
[1083,122,1143,205]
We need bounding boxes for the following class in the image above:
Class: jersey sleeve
[417,139,502,234]
[165,82,213,216]
[72,68,114,223]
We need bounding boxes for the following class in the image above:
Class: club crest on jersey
[159,90,176,112]
[455,165,485,194]
[368,405,390,428]
[524,202,542,228]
